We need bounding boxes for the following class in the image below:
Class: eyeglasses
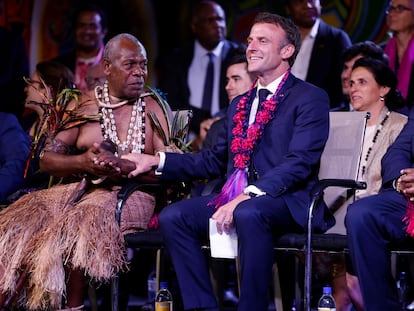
[386,4,412,14]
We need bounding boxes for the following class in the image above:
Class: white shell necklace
[96,81,145,155]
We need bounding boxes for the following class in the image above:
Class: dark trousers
[158,193,298,311]
[345,189,407,311]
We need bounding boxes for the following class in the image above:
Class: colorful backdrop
[1,0,391,83]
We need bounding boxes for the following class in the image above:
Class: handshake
[91,139,136,181]
[91,139,159,183]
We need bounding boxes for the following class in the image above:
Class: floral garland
[209,70,290,209]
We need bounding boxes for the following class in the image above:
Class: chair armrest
[310,179,367,198]
[115,181,165,224]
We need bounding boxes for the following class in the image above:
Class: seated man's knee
[345,198,374,231]
[158,203,180,228]
[233,201,260,226]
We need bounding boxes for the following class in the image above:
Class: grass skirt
[0,182,155,310]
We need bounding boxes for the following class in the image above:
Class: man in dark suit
[123,12,332,311]
[157,0,240,136]
[284,0,352,110]
[52,3,107,93]
[346,108,414,311]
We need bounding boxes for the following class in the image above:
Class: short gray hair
[103,33,143,61]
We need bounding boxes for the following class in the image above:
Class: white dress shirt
[291,18,320,80]
[188,40,223,117]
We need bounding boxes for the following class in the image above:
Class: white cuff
[243,185,266,196]
[155,152,165,175]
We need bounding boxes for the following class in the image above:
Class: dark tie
[202,52,215,112]
[258,88,270,105]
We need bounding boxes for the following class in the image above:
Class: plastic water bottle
[397,271,408,310]
[317,286,336,311]
[291,298,297,310]
[155,282,173,311]
[147,269,157,303]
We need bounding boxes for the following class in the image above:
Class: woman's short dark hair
[36,61,75,100]
[353,57,405,111]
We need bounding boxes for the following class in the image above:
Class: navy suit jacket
[381,107,414,187]
[161,73,334,232]
[306,20,352,110]
[157,39,241,134]
[0,112,30,202]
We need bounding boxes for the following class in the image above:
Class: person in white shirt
[284,0,352,110]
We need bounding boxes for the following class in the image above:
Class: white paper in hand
[209,218,238,259]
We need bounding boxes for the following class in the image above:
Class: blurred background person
[384,0,414,112]
[336,57,407,311]
[284,0,352,110]
[5,60,75,204]
[195,48,253,151]
[157,0,241,138]
[84,61,105,91]
[340,41,389,111]
[51,3,107,93]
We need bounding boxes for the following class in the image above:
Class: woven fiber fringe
[0,182,155,310]
[0,185,68,309]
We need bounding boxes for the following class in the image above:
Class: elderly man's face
[104,39,148,99]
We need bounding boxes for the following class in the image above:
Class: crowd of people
[1,0,414,310]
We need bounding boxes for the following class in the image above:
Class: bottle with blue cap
[155,281,173,311]
[317,286,336,311]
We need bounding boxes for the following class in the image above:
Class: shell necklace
[95,81,145,155]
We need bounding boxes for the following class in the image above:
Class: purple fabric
[385,35,414,99]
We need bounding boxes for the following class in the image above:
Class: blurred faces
[286,0,321,28]
[349,67,390,112]
[246,23,294,84]
[24,72,48,116]
[341,54,363,96]
[85,62,106,91]
[191,2,226,50]
[386,0,414,34]
[75,11,107,53]
[225,62,254,101]
[104,38,148,99]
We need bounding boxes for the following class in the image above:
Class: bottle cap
[322,286,332,295]
[160,281,168,289]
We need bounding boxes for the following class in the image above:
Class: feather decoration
[144,85,172,136]
[24,82,98,178]
[147,111,169,146]
[144,85,193,152]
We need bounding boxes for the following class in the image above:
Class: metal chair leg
[111,275,119,311]
[272,262,284,311]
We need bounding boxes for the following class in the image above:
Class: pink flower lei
[209,70,290,209]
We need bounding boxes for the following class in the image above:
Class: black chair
[271,111,369,311]
[111,181,167,311]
